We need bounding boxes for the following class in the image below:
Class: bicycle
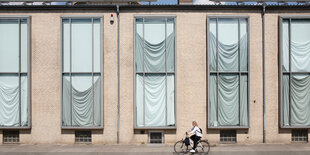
[174,133,210,154]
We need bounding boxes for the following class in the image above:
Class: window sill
[61,126,103,130]
[208,126,249,129]
[134,126,177,130]
[280,125,310,129]
[0,126,31,130]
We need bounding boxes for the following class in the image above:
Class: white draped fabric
[62,76,101,127]
[135,34,175,73]
[0,75,28,126]
[240,75,248,126]
[209,18,248,127]
[283,75,310,126]
[282,75,290,126]
[145,74,166,126]
[282,19,310,127]
[135,19,175,73]
[135,18,175,127]
[218,75,239,126]
[209,75,217,127]
[209,19,248,72]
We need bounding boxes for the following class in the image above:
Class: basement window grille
[3,130,19,144]
[149,132,163,144]
[220,130,236,143]
[75,131,91,143]
[292,130,308,142]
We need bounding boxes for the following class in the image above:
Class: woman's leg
[191,135,199,150]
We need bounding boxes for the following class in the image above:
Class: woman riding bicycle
[186,121,202,153]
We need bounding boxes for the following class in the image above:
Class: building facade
[0,4,310,144]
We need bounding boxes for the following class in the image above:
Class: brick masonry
[0,9,309,144]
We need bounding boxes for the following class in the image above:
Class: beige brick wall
[0,9,308,145]
[0,130,2,143]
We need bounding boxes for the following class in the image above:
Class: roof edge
[0,4,309,11]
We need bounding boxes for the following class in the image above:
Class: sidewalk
[0,143,310,155]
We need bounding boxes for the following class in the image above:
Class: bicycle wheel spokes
[174,140,188,153]
[196,140,210,154]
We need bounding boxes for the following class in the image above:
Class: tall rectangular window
[0,18,30,128]
[135,17,176,127]
[281,18,310,127]
[61,17,102,128]
[208,17,249,128]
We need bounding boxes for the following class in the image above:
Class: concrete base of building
[0,144,310,155]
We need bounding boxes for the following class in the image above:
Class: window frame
[207,15,250,129]
[60,16,104,129]
[133,15,177,129]
[0,16,31,129]
[279,15,310,129]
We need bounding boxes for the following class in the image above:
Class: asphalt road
[0,144,310,155]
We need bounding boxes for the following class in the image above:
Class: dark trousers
[190,135,201,150]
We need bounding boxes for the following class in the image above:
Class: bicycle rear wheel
[174,140,189,153]
[196,140,210,154]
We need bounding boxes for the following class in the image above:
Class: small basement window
[220,130,236,143]
[149,132,163,144]
[292,130,308,142]
[75,131,91,143]
[3,130,19,144]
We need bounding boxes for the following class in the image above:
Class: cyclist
[186,121,202,153]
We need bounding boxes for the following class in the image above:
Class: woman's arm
[190,126,199,134]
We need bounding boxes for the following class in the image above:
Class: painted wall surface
[0,9,309,144]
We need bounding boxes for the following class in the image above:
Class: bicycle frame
[174,134,210,154]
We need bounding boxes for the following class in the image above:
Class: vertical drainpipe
[262,3,266,143]
[116,4,120,144]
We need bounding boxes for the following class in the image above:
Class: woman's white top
[190,126,202,137]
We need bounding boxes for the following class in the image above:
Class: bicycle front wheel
[174,140,188,153]
[196,140,210,154]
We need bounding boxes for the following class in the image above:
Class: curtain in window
[209,75,217,127]
[209,18,248,127]
[291,75,310,125]
[62,76,101,127]
[62,18,102,127]
[282,75,290,126]
[282,19,310,127]
[291,20,310,72]
[0,75,28,126]
[145,74,166,126]
[136,74,175,127]
[0,19,28,127]
[136,34,175,73]
[283,75,310,126]
[135,18,175,127]
[218,75,239,126]
[209,75,248,127]
[240,75,248,126]
[135,24,175,72]
[167,74,175,125]
[209,19,248,72]
[283,20,310,72]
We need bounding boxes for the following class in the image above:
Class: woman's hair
[192,121,198,126]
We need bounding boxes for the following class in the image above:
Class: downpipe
[116,4,120,144]
[262,3,266,143]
